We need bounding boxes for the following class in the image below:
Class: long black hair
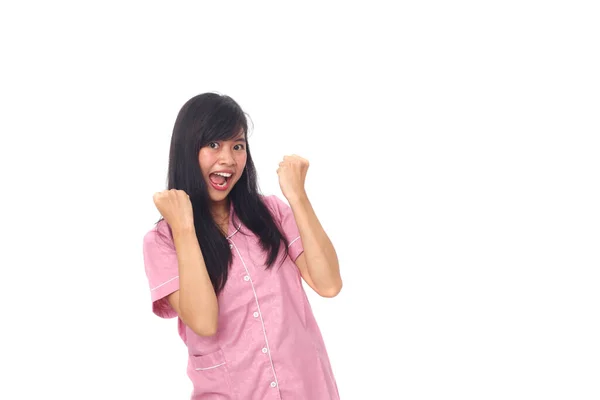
[155,93,290,295]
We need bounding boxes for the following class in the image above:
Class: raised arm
[169,226,219,336]
[153,189,219,336]
[277,155,342,297]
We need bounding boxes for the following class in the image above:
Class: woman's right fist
[153,189,195,232]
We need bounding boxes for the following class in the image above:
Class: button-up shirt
[143,195,340,399]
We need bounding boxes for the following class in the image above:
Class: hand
[152,189,195,233]
[277,154,309,201]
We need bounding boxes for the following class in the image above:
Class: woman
[143,93,342,399]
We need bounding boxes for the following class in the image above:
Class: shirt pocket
[187,349,235,399]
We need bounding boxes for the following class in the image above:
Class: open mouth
[209,172,233,191]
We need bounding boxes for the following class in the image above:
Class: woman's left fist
[277,154,309,201]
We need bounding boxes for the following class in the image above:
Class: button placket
[233,246,281,397]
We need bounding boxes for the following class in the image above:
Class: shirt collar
[226,199,241,239]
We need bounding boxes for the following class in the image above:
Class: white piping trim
[226,223,241,239]
[150,276,179,291]
[288,236,301,247]
[230,242,281,395]
[195,362,226,371]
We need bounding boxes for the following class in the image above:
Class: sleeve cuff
[288,236,304,262]
[150,276,179,319]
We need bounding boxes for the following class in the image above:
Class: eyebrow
[234,137,247,142]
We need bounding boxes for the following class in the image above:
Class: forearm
[288,193,342,293]
[172,227,219,335]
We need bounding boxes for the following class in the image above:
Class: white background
[1,1,599,399]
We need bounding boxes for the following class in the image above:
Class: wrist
[286,191,309,206]
[172,224,196,238]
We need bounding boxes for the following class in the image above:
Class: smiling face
[198,129,248,205]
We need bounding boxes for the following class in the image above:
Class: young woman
[143,93,343,399]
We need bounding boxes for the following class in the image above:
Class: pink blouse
[143,195,340,399]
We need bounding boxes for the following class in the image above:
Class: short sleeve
[264,195,304,262]
[142,220,180,319]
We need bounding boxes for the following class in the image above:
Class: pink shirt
[143,195,340,399]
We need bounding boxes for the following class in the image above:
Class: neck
[210,198,229,221]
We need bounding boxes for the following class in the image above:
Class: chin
[212,194,228,202]
[208,184,236,202]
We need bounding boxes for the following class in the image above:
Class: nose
[218,147,235,165]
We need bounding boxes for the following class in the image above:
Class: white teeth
[213,172,232,177]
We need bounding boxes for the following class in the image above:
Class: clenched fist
[277,154,309,202]
[153,189,195,233]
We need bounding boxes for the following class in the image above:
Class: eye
[234,144,245,151]
[208,142,219,149]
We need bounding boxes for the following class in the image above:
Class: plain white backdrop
[1,1,599,399]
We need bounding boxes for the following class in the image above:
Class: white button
[270,381,277,388]
[253,312,259,318]
[262,347,268,353]
[244,275,250,281]
[229,243,233,249]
